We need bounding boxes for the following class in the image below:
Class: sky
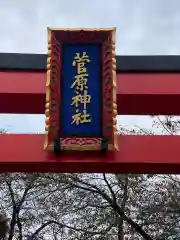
[0,0,179,133]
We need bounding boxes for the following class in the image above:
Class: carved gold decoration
[111,28,119,151]
[44,28,52,150]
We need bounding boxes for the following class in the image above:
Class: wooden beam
[0,71,45,114]
[1,53,180,72]
[1,71,180,115]
[0,134,180,173]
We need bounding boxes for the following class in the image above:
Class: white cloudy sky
[0,0,179,133]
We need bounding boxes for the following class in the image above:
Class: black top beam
[0,52,180,72]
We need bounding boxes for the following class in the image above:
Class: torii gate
[0,29,180,174]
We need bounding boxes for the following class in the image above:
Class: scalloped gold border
[48,27,116,31]
[111,28,119,151]
[44,27,118,151]
[44,28,52,150]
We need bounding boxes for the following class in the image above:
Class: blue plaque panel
[61,44,102,137]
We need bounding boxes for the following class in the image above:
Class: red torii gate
[0,53,180,173]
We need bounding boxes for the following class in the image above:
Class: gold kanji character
[71,90,91,109]
[72,52,90,75]
[71,74,88,91]
[72,52,90,65]
[71,110,91,125]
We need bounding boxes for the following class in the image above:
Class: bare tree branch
[103,174,117,204]
[29,220,115,239]
[68,177,153,240]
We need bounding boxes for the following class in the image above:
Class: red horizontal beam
[1,134,180,173]
[1,71,180,115]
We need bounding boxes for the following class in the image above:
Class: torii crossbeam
[0,52,180,173]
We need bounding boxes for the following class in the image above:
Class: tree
[0,173,155,239]
[0,214,9,240]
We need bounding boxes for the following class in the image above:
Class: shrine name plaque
[44,28,118,152]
